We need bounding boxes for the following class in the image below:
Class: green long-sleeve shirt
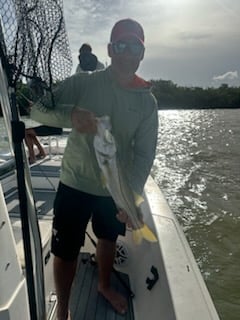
[31,67,158,196]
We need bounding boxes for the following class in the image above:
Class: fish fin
[132,229,143,245]
[132,224,158,244]
[141,224,158,242]
[133,192,144,207]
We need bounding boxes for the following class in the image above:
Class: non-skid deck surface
[30,160,61,177]
[70,253,134,320]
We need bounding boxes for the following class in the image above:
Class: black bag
[79,52,98,71]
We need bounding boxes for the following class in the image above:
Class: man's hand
[71,107,97,134]
[116,210,133,228]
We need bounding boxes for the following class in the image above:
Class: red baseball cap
[110,18,144,44]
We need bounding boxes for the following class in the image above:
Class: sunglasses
[111,41,144,56]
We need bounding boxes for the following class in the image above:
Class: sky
[63,0,240,88]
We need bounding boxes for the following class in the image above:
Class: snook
[93,116,157,245]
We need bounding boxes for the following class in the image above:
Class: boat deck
[70,252,134,320]
[1,153,221,320]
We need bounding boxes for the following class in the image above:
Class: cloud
[62,0,240,86]
[212,71,238,81]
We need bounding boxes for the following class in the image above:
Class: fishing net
[0,0,72,91]
[0,2,73,318]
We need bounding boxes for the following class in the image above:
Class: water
[1,109,240,319]
[151,109,240,320]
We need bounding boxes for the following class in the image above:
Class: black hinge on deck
[146,265,159,290]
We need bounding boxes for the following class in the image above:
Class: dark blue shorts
[51,182,125,260]
[33,125,62,136]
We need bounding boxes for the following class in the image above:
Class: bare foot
[98,286,128,315]
[36,153,46,159]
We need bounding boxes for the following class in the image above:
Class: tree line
[1,79,240,117]
[150,80,240,109]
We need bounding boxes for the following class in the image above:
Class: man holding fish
[31,18,158,320]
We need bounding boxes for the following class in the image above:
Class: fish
[93,116,157,245]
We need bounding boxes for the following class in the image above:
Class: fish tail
[132,224,158,245]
